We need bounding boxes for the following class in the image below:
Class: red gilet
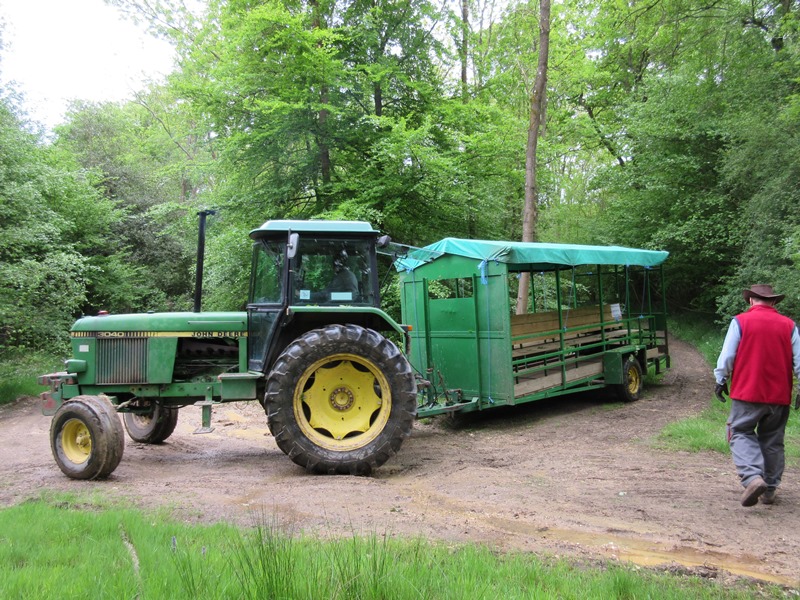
[730,304,795,405]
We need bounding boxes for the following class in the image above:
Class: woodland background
[2,0,800,354]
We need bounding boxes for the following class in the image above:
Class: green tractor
[40,219,671,480]
[40,220,418,478]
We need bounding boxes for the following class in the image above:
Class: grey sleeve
[791,325,800,384]
[714,319,741,385]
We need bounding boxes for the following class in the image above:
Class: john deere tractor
[39,220,417,479]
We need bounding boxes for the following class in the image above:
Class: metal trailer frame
[397,240,669,417]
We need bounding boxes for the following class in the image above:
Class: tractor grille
[96,338,148,384]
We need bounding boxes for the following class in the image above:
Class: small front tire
[50,395,125,480]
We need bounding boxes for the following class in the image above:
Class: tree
[0,97,123,351]
[515,0,550,314]
[55,99,202,310]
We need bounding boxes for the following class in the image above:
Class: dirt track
[1,338,799,588]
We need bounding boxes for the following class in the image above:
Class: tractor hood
[71,312,248,337]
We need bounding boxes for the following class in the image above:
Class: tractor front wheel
[50,395,125,480]
[264,324,417,475]
[122,400,179,444]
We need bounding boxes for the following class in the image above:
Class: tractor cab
[246,220,388,372]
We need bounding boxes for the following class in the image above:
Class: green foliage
[0,352,63,405]
[0,253,88,352]
[55,100,200,313]
[579,0,800,318]
[200,217,254,311]
[715,110,800,323]
[0,99,115,351]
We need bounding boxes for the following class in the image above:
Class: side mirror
[287,232,299,259]
[377,234,392,248]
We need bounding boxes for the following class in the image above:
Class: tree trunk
[516,0,551,315]
[374,82,383,116]
[310,0,331,190]
[461,0,469,102]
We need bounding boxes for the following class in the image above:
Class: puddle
[490,517,798,587]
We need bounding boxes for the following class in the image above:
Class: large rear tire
[265,324,417,475]
[50,395,125,480]
[122,400,179,443]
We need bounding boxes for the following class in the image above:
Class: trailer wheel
[615,356,643,402]
[265,324,417,475]
[50,395,125,480]
[122,401,179,443]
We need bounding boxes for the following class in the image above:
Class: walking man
[714,284,800,506]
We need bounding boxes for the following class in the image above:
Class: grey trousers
[727,400,790,489]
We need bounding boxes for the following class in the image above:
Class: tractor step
[193,400,216,434]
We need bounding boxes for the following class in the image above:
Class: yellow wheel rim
[294,353,392,451]
[626,364,641,394]
[61,418,92,464]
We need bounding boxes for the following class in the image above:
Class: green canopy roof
[396,238,668,271]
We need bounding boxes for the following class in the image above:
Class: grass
[657,314,800,465]
[0,352,63,406]
[0,494,783,599]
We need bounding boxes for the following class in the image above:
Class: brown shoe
[761,488,777,505]
[741,477,767,507]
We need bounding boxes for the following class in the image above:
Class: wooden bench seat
[508,305,667,399]
[510,304,624,360]
[509,305,628,398]
[511,328,628,360]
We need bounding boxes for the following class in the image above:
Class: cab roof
[250,219,379,239]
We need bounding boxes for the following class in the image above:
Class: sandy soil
[1,338,799,589]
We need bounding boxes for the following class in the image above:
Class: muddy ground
[1,338,799,589]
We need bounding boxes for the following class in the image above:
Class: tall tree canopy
[3,0,800,343]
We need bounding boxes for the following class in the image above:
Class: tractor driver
[300,248,358,303]
[325,249,359,299]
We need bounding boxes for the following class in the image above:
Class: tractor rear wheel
[264,324,417,475]
[122,400,179,443]
[50,395,125,480]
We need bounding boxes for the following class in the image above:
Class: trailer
[393,238,669,417]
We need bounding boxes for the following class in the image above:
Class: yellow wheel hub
[294,353,391,451]
[626,365,641,394]
[61,418,92,464]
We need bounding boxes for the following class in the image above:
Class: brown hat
[743,284,785,304]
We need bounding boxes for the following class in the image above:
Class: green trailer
[394,238,669,417]
[39,220,668,479]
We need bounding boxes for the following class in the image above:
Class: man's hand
[715,382,728,403]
